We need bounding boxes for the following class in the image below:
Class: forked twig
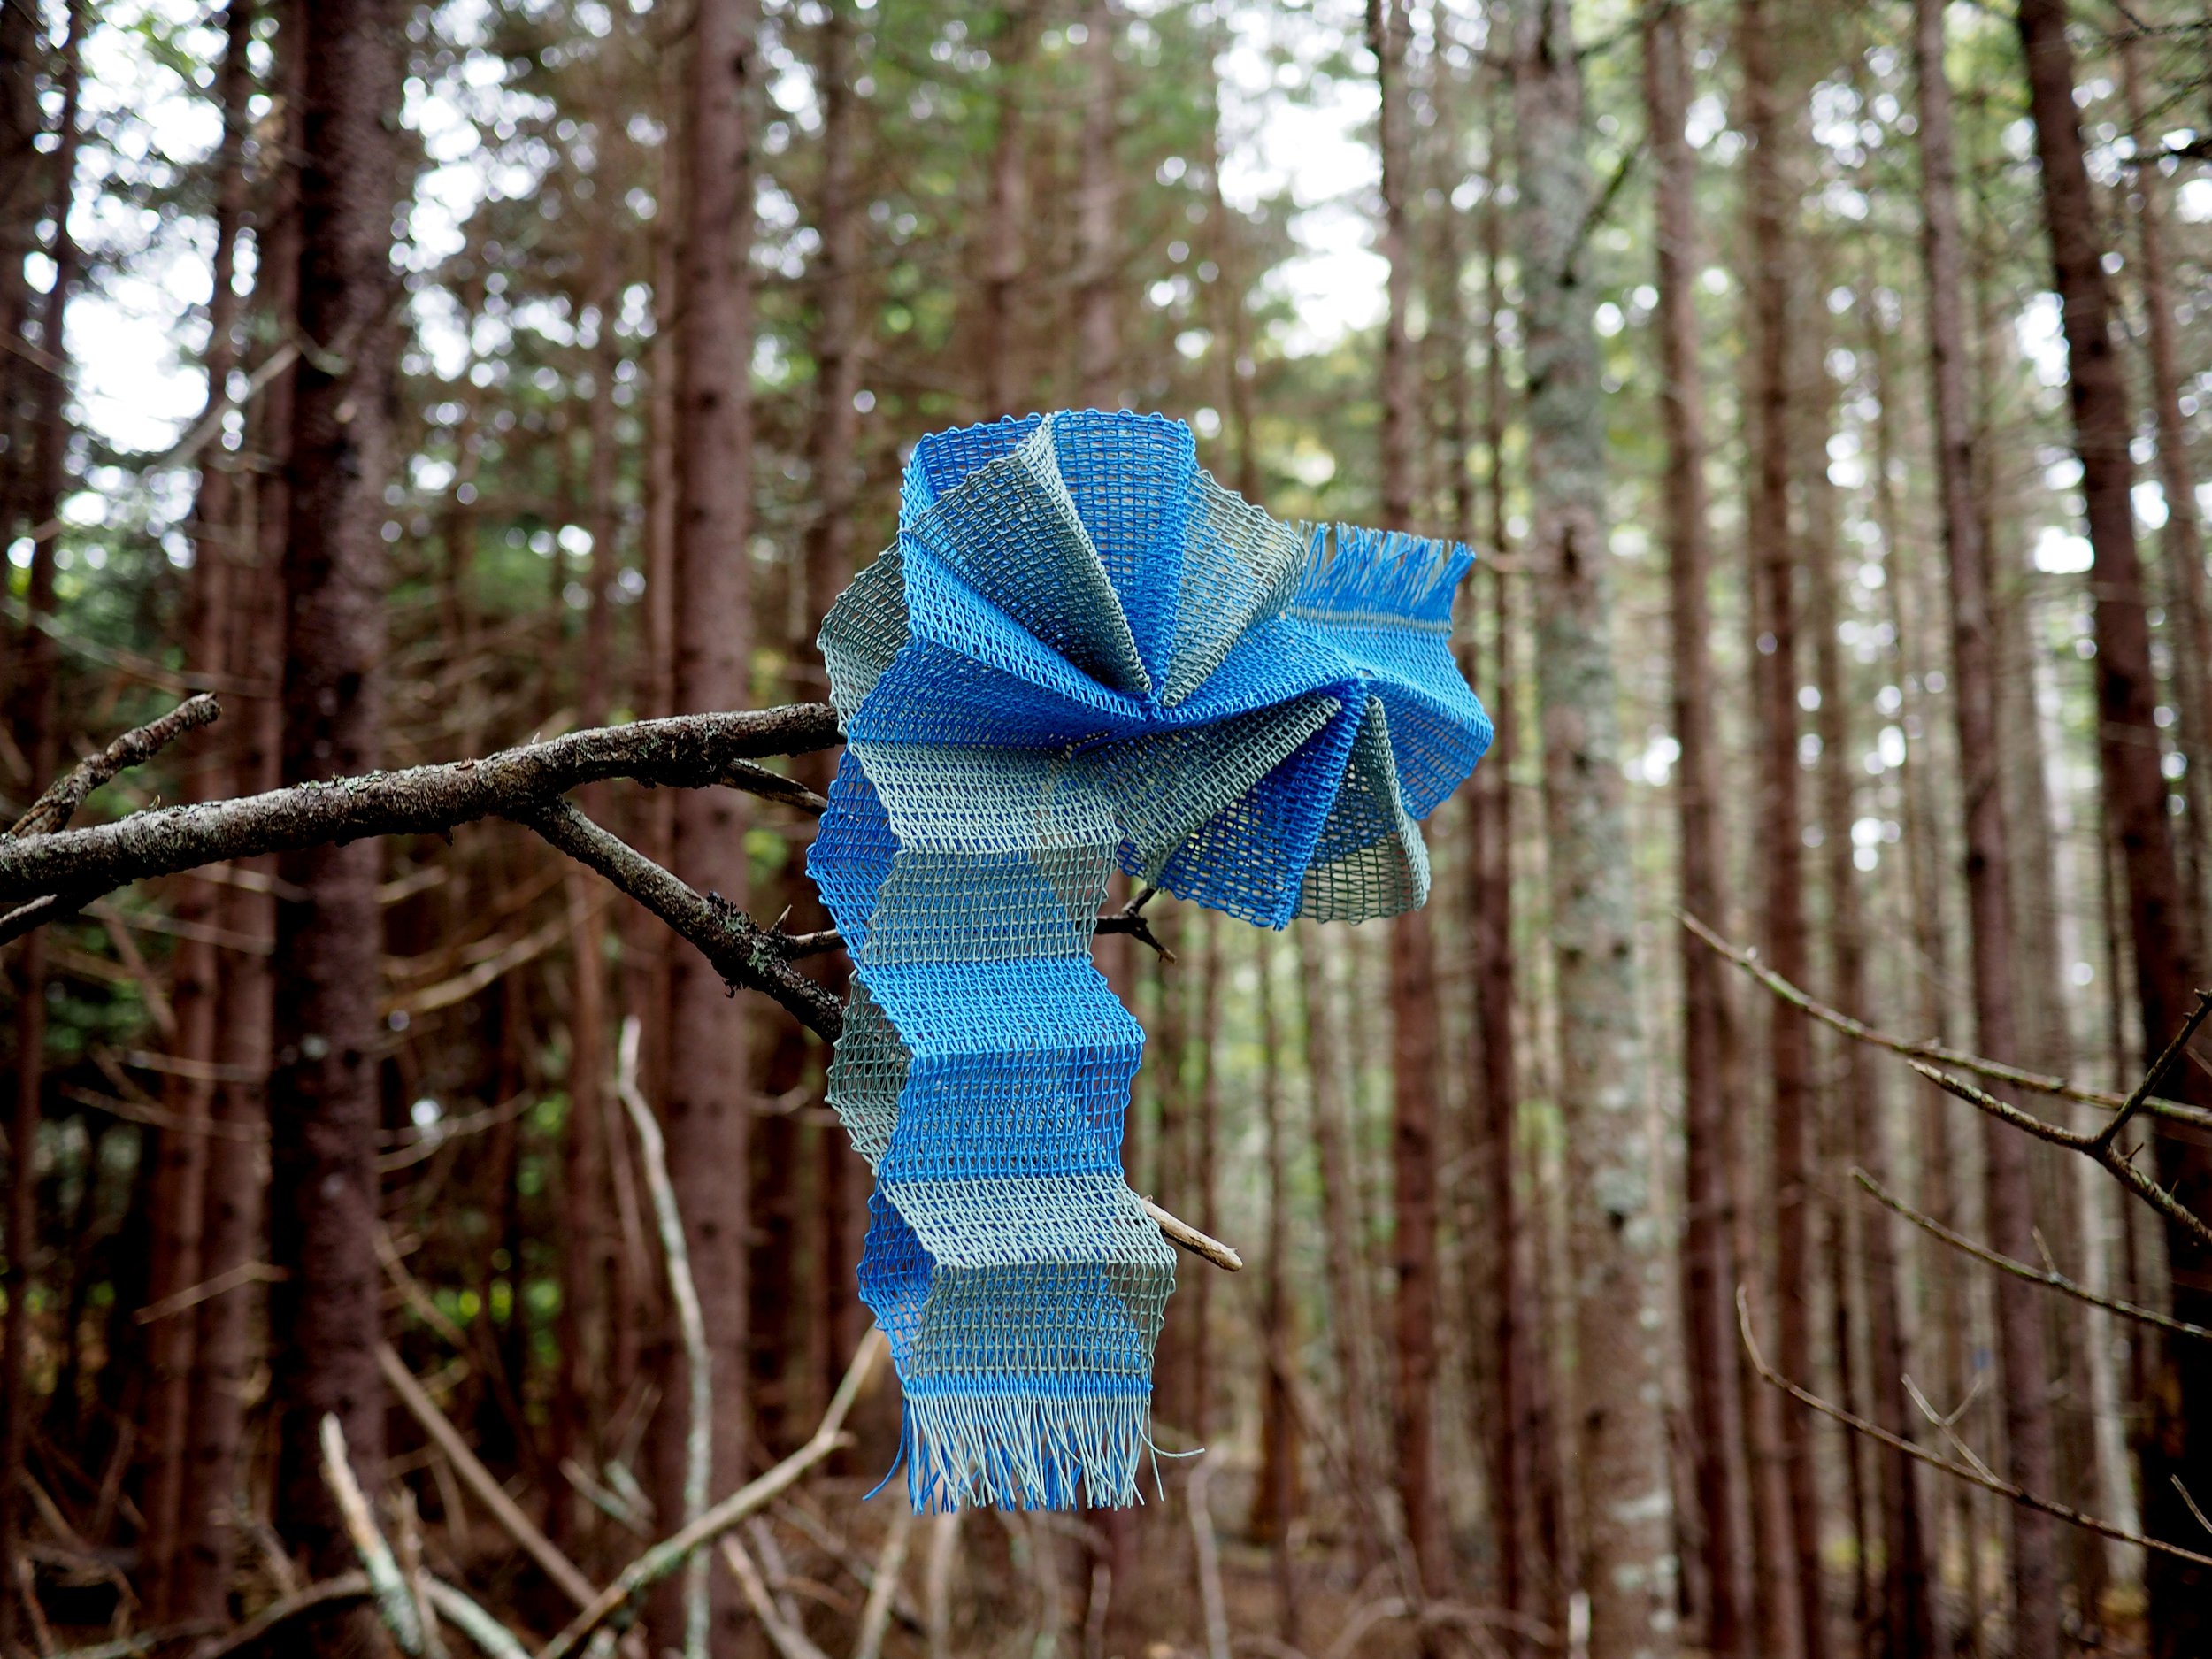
[1907,1062,2212,1252]
[7,693,221,840]
[1678,909,2212,1132]
[377,1343,600,1609]
[1738,1286,2212,1568]
[534,1329,887,1659]
[1853,1168,2212,1342]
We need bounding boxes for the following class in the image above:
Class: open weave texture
[808,410,1491,1512]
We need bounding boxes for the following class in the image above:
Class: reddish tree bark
[142,5,253,1611]
[979,0,1036,418]
[1644,4,1755,1649]
[1249,933,1302,1649]
[1736,4,1825,1648]
[1368,0,1442,1597]
[798,0,869,1433]
[1511,2,1678,1649]
[2120,32,2212,931]
[179,2,296,1611]
[264,6,403,1644]
[1,13,80,1645]
[1071,0,1118,409]
[2016,4,2212,1649]
[656,2,761,1651]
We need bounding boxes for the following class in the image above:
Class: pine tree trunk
[2119,32,2212,935]
[0,13,79,1645]
[1644,6,1755,1648]
[800,0,867,1417]
[265,5,402,1639]
[179,9,296,1607]
[979,1,1034,418]
[1510,4,1678,1650]
[2016,5,2212,1648]
[142,8,253,1610]
[1368,0,1443,1594]
[1191,910,1222,1444]
[1737,6,1828,1648]
[0,0,40,570]
[1251,933,1301,1652]
[1072,0,1117,409]
[1806,297,1934,1659]
[656,4,761,1652]
[1295,924,1387,1577]
[554,230,623,1547]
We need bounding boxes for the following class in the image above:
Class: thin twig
[1908,1063,2212,1252]
[1901,1375,2002,1486]
[1678,909,2212,1132]
[7,694,221,840]
[423,1582,534,1659]
[520,799,842,1040]
[1187,1453,1232,1659]
[47,1626,224,1659]
[1853,1168,2211,1342]
[2087,988,2212,1152]
[377,1343,601,1610]
[615,1014,713,1659]
[718,1536,832,1659]
[1138,1195,1242,1272]
[319,1415,429,1656]
[2173,1476,2212,1541]
[132,1260,287,1325]
[1738,1286,2212,1568]
[188,1576,373,1659]
[535,1329,887,1659]
[850,1511,914,1659]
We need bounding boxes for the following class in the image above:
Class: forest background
[4,1,2212,1658]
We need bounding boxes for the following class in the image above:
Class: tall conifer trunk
[1072,0,1117,410]
[1,11,80,1641]
[1511,4,1678,1651]
[1644,6,1754,1648]
[979,1,1035,418]
[1736,6,1827,1648]
[2015,4,2212,1648]
[657,1,761,1652]
[143,5,253,1610]
[265,6,402,1642]
[180,4,296,1609]
[1369,0,1443,1595]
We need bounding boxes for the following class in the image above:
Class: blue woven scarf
[808,410,1490,1512]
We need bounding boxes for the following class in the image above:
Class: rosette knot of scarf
[808,409,1492,1513]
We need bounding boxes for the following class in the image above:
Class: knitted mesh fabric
[808,410,1492,1512]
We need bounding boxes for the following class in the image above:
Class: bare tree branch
[614,1017,713,1659]
[519,799,843,1040]
[1738,1286,2212,1569]
[1853,1167,2212,1342]
[319,1415,430,1656]
[1907,1061,2212,1252]
[535,1331,887,1659]
[376,1343,600,1610]
[1679,908,2212,1132]
[0,704,842,913]
[188,1576,374,1659]
[7,693,223,840]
